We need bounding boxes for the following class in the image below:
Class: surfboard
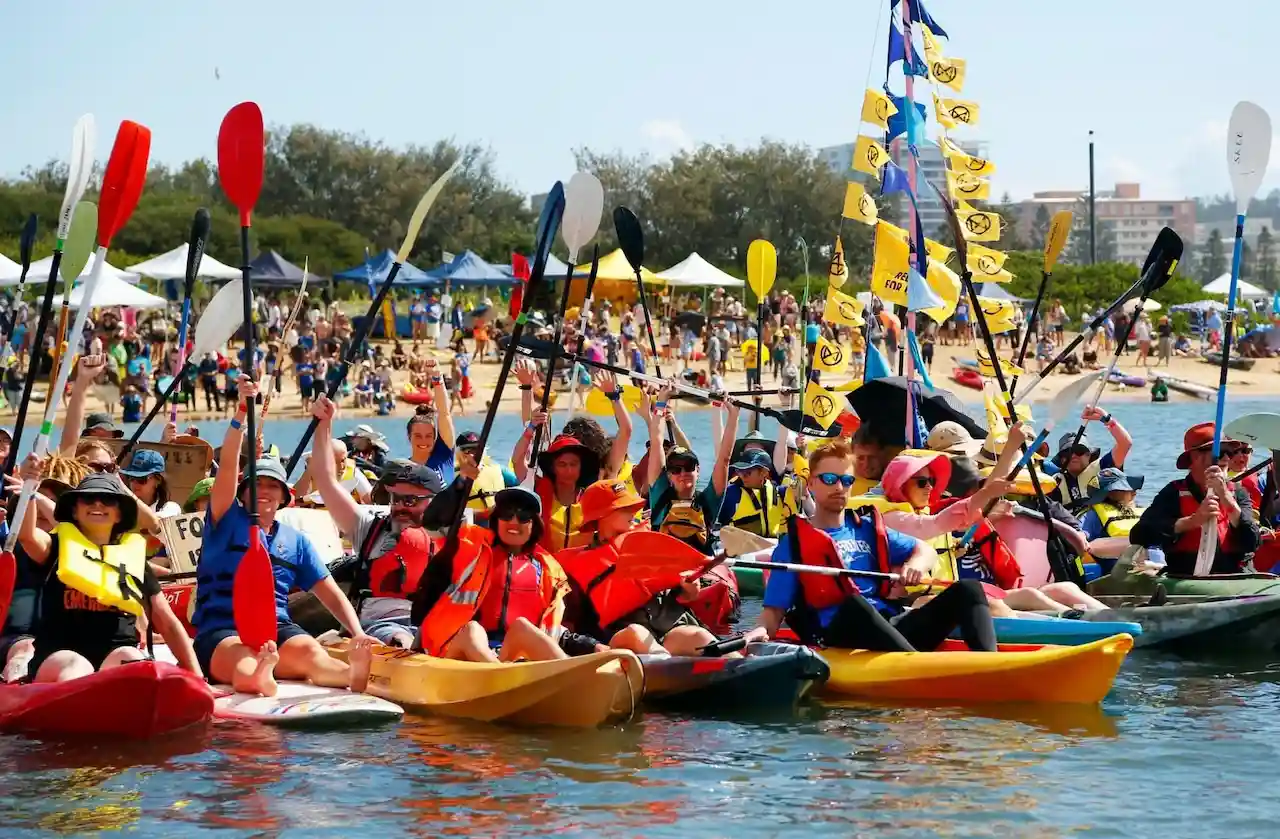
[211,682,404,728]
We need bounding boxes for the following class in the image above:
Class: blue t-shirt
[192,501,330,636]
[297,363,314,388]
[762,517,919,620]
[121,393,143,422]
[424,435,455,484]
[126,356,151,377]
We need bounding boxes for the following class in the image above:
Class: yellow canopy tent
[567,247,664,306]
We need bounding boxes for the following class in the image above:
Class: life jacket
[1091,501,1141,539]
[659,500,710,546]
[1231,471,1264,512]
[475,539,566,637]
[932,498,1024,590]
[728,481,784,537]
[779,472,806,522]
[557,538,684,631]
[536,475,591,552]
[847,494,913,515]
[684,563,740,635]
[466,458,507,516]
[54,522,149,618]
[787,509,892,612]
[357,516,437,600]
[417,525,493,656]
[1051,460,1101,510]
[1171,477,1236,559]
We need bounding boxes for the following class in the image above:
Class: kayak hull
[1089,571,1280,599]
[1083,594,1280,651]
[951,368,983,391]
[0,661,213,738]
[325,642,642,727]
[734,566,766,597]
[640,643,828,712]
[817,634,1133,705]
[955,615,1144,646]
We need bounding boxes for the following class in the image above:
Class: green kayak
[734,566,766,597]
[1088,571,1280,599]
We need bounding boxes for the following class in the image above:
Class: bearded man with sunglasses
[743,440,997,653]
[309,396,443,648]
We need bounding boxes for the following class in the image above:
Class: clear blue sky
[3,0,1277,204]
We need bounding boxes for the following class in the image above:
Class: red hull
[0,661,213,738]
[951,368,983,390]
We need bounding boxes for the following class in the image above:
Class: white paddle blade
[57,114,97,240]
[193,279,249,357]
[1228,101,1272,214]
[1046,369,1105,427]
[1193,524,1217,576]
[396,157,464,262]
[1224,412,1280,450]
[560,172,605,259]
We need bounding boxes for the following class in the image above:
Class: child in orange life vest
[308,395,443,649]
[15,466,202,683]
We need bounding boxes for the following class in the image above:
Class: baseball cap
[120,449,166,479]
[378,459,446,494]
[84,412,123,438]
[578,479,645,524]
[455,431,481,451]
[667,447,700,468]
[731,448,772,472]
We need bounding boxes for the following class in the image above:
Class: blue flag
[881,161,913,197]
[907,329,936,392]
[907,267,945,313]
[864,341,893,383]
[887,23,928,76]
[887,96,928,144]
[1273,290,1279,316]
[891,0,949,38]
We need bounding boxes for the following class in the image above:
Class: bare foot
[348,636,374,694]
[3,639,34,683]
[247,641,280,697]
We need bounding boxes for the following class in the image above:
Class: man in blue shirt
[744,439,996,652]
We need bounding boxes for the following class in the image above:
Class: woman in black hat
[14,464,201,683]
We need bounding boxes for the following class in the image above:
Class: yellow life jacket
[1083,501,1143,568]
[849,476,880,497]
[728,481,784,537]
[467,458,507,513]
[616,458,637,498]
[847,494,912,515]
[54,522,148,617]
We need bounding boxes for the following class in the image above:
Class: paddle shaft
[530,254,583,459]
[1068,298,1144,451]
[116,361,192,463]
[725,557,936,584]
[238,225,260,522]
[3,250,62,479]
[261,273,309,423]
[1213,214,1248,459]
[567,252,600,412]
[753,301,765,431]
[1010,267,1051,394]
[284,261,403,476]
[631,264,673,443]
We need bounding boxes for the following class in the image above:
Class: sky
[3,1,1279,205]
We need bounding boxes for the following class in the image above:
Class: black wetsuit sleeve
[1233,484,1261,553]
[1129,483,1182,548]
[141,564,161,599]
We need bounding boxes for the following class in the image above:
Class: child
[121,384,144,423]
[1035,334,1056,373]
[296,351,315,414]
[780,362,800,409]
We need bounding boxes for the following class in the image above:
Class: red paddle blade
[97,120,152,247]
[232,527,277,650]
[0,550,15,629]
[614,530,708,580]
[217,102,265,226]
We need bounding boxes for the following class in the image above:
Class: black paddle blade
[1139,227,1183,295]
[776,408,841,439]
[529,182,565,288]
[185,208,211,286]
[926,180,968,266]
[19,214,36,268]
[613,206,645,271]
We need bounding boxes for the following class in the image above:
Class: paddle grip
[169,297,194,425]
[239,225,259,523]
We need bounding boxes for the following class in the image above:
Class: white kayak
[211,681,404,728]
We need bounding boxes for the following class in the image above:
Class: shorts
[1053,324,1065,335]
[194,622,309,680]
[363,617,415,646]
[426,322,441,340]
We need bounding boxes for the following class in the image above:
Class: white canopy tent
[10,252,140,286]
[127,244,241,281]
[657,252,745,288]
[53,272,167,310]
[0,253,20,282]
[1204,273,1269,300]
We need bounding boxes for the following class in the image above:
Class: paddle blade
[58,114,96,240]
[1228,101,1272,214]
[185,208,211,290]
[1139,227,1183,296]
[1225,413,1280,450]
[746,240,778,301]
[233,528,278,651]
[396,156,464,262]
[613,206,645,271]
[1047,369,1105,426]
[60,202,96,282]
[193,279,248,357]
[0,550,14,629]
[530,183,566,285]
[561,172,605,258]
[97,121,151,247]
[217,102,265,226]
[614,530,708,580]
[18,214,36,269]
[776,407,841,438]
[1043,211,1072,272]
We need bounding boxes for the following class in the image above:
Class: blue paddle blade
[528,182,565,286]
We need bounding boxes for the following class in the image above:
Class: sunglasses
[78,495,121,507]
[87,462,118,474]
[815,472,856,488]
[668,464,697,475]
[390,492,432,507]
[495,508,536,524]
[912,476,937,489]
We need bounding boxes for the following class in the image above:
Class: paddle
[5,120,150,557]
[1013,227,1183,405]
[1224,413,1280,451]
[1009,371,1105,475]
[283,157,463,476]
[0,215,38,372]
[166,209,210,427]
[1010,211,1071,394]
[568,247,602,414]
[746,239,778,431]
[530,172,604,460]
[116,278,245,462]
[615,206,678,442]
[259,256,308,425]
[1194,103,1274,576]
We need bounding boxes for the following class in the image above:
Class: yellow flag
[921,26,945,63]
[984,383,1033,430]
[929,55,967,93]
[823,287,865,327]
[804,381,842,430]
[827,236,849,288]
[924,238,954,265]
[946,170,990,201]
[830,379,864,392]
[977,296,1018,334]
[813,335,849,374]
[860,88,897,130]
[975,347,1022,378]
[938,96,980,128]
[870,221,910,306]
[939,138,997,177]
[957,202,1002,242]
[967,243,1007,272]
[921,260,961,324]
[852,135,890,176]
[841,183,878,225]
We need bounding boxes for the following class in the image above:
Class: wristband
[1100,412,1113,426]
[655,401,668,410]
[229,418,242,430]
[605,391,621,402]
[519,384,533,391]
[238,401,248,414]
[432,376,443,386]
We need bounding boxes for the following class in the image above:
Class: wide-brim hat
[1085,468,1145,507]
[54,473,138,532]
[536,435,601,487]
[578,479,645,525]
[1053,432,1100,469]
[236,457,294,507]
[1176,421,1216,470]
[926,420,983,458]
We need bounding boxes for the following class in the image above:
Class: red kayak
[0,661,213,738]
[951,367,983,391]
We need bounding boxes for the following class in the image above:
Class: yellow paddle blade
[1043,210,1073,272]
[746,239,777,301]
[584,384,642,417]
[397,157,464,262]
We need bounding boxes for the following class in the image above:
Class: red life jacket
[476,542,561,635]
[1239,473,1263,513]
[557,538,684,630]
[1171,477,1235,557]
[684,564,741,635]
[934,498,1024,590]
[359,520,437,598]
[786,508,892,611]
[418,526,492,656]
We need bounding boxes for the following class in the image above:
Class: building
[1016,184,1196,266]
[816,137,990,235]
[1193,217,1277,249]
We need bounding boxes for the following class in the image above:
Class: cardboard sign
[160,512,206,574]
[277,507,346,564]
[104,439,213,505]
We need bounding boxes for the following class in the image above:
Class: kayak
[0,661,213,738]
[817,633,1133,704]
[1148,371,1215,401]
[1081,594,1280,651]
[1088,570,1280,599]
[1108,370,1146,387]
[1203,351,1255,371]
[734,565,766,597]
[640,643,828,712]
[951,367,983,391]
[324,641,643,727]
[959,614,1144,646]
[212,682,404,728]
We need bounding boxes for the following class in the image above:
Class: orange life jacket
[358,519,437,599]
[557,538,684,631]
[786,508,892,612]
[475,541,565,636]
[1172,477,1235,559]
[417,525,493,656]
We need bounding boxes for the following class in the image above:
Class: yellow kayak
[325,642,643,727]
[817,634,1133,705]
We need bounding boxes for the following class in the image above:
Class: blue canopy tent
[406,250,511,289]
[495,253,571,279]
[247,251,314,287]
[333,249,436,287]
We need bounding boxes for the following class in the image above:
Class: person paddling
[1043,407,1133,510]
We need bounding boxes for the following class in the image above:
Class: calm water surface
[2,398,1273,838]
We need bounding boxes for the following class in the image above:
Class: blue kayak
[976,614,1143,646]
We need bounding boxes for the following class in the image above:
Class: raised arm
[595,371,631,479]
[643,387,666,490]
[425,357,454,447]
[308,395,362,538]
[16,454,53,564]
[512,410,546,482]
[59,354,107,454]
[711,401,738,496]
[209,377,256,526]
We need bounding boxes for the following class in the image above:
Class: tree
[1241,240,1254,281]
[1258,226,1276,290]
[1203,229,1226,280]
[1031,205,1052,247]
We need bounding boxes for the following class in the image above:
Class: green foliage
[1001,250,1212,315]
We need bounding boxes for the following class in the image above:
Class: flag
[864,341,892,383]
[928,54,967,93]
[946,170,991,201]
[936,96,980,128]
[983,380,1031,430]
[841,183,878,225]
[831,379,864,392]
[977,296,1019,334]
[907,267,945,313]
[860,88,898,129]
[906,330,935,392]
[813,335,849,374]
[804,381,842,430]
[976,347,1022,378]
[968,244,1013,282]
[1274,290,1280,315]
[870,221,911,305]
[893,0,949,38]
[881,161,913,197]
[510,252,531,318]
[888,23,928,76]
[887,96,928,144]
[944,144,998,177]
[827,236,850,288]
[924,238,954,264]
[921,259,961,324]
[852,135,890,175]
[957,202,1002,242]
[921,25,945,64]
[823,287,865,326]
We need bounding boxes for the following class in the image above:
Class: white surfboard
[211,682,404,728]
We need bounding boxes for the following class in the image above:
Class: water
[2,399,1276,838]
